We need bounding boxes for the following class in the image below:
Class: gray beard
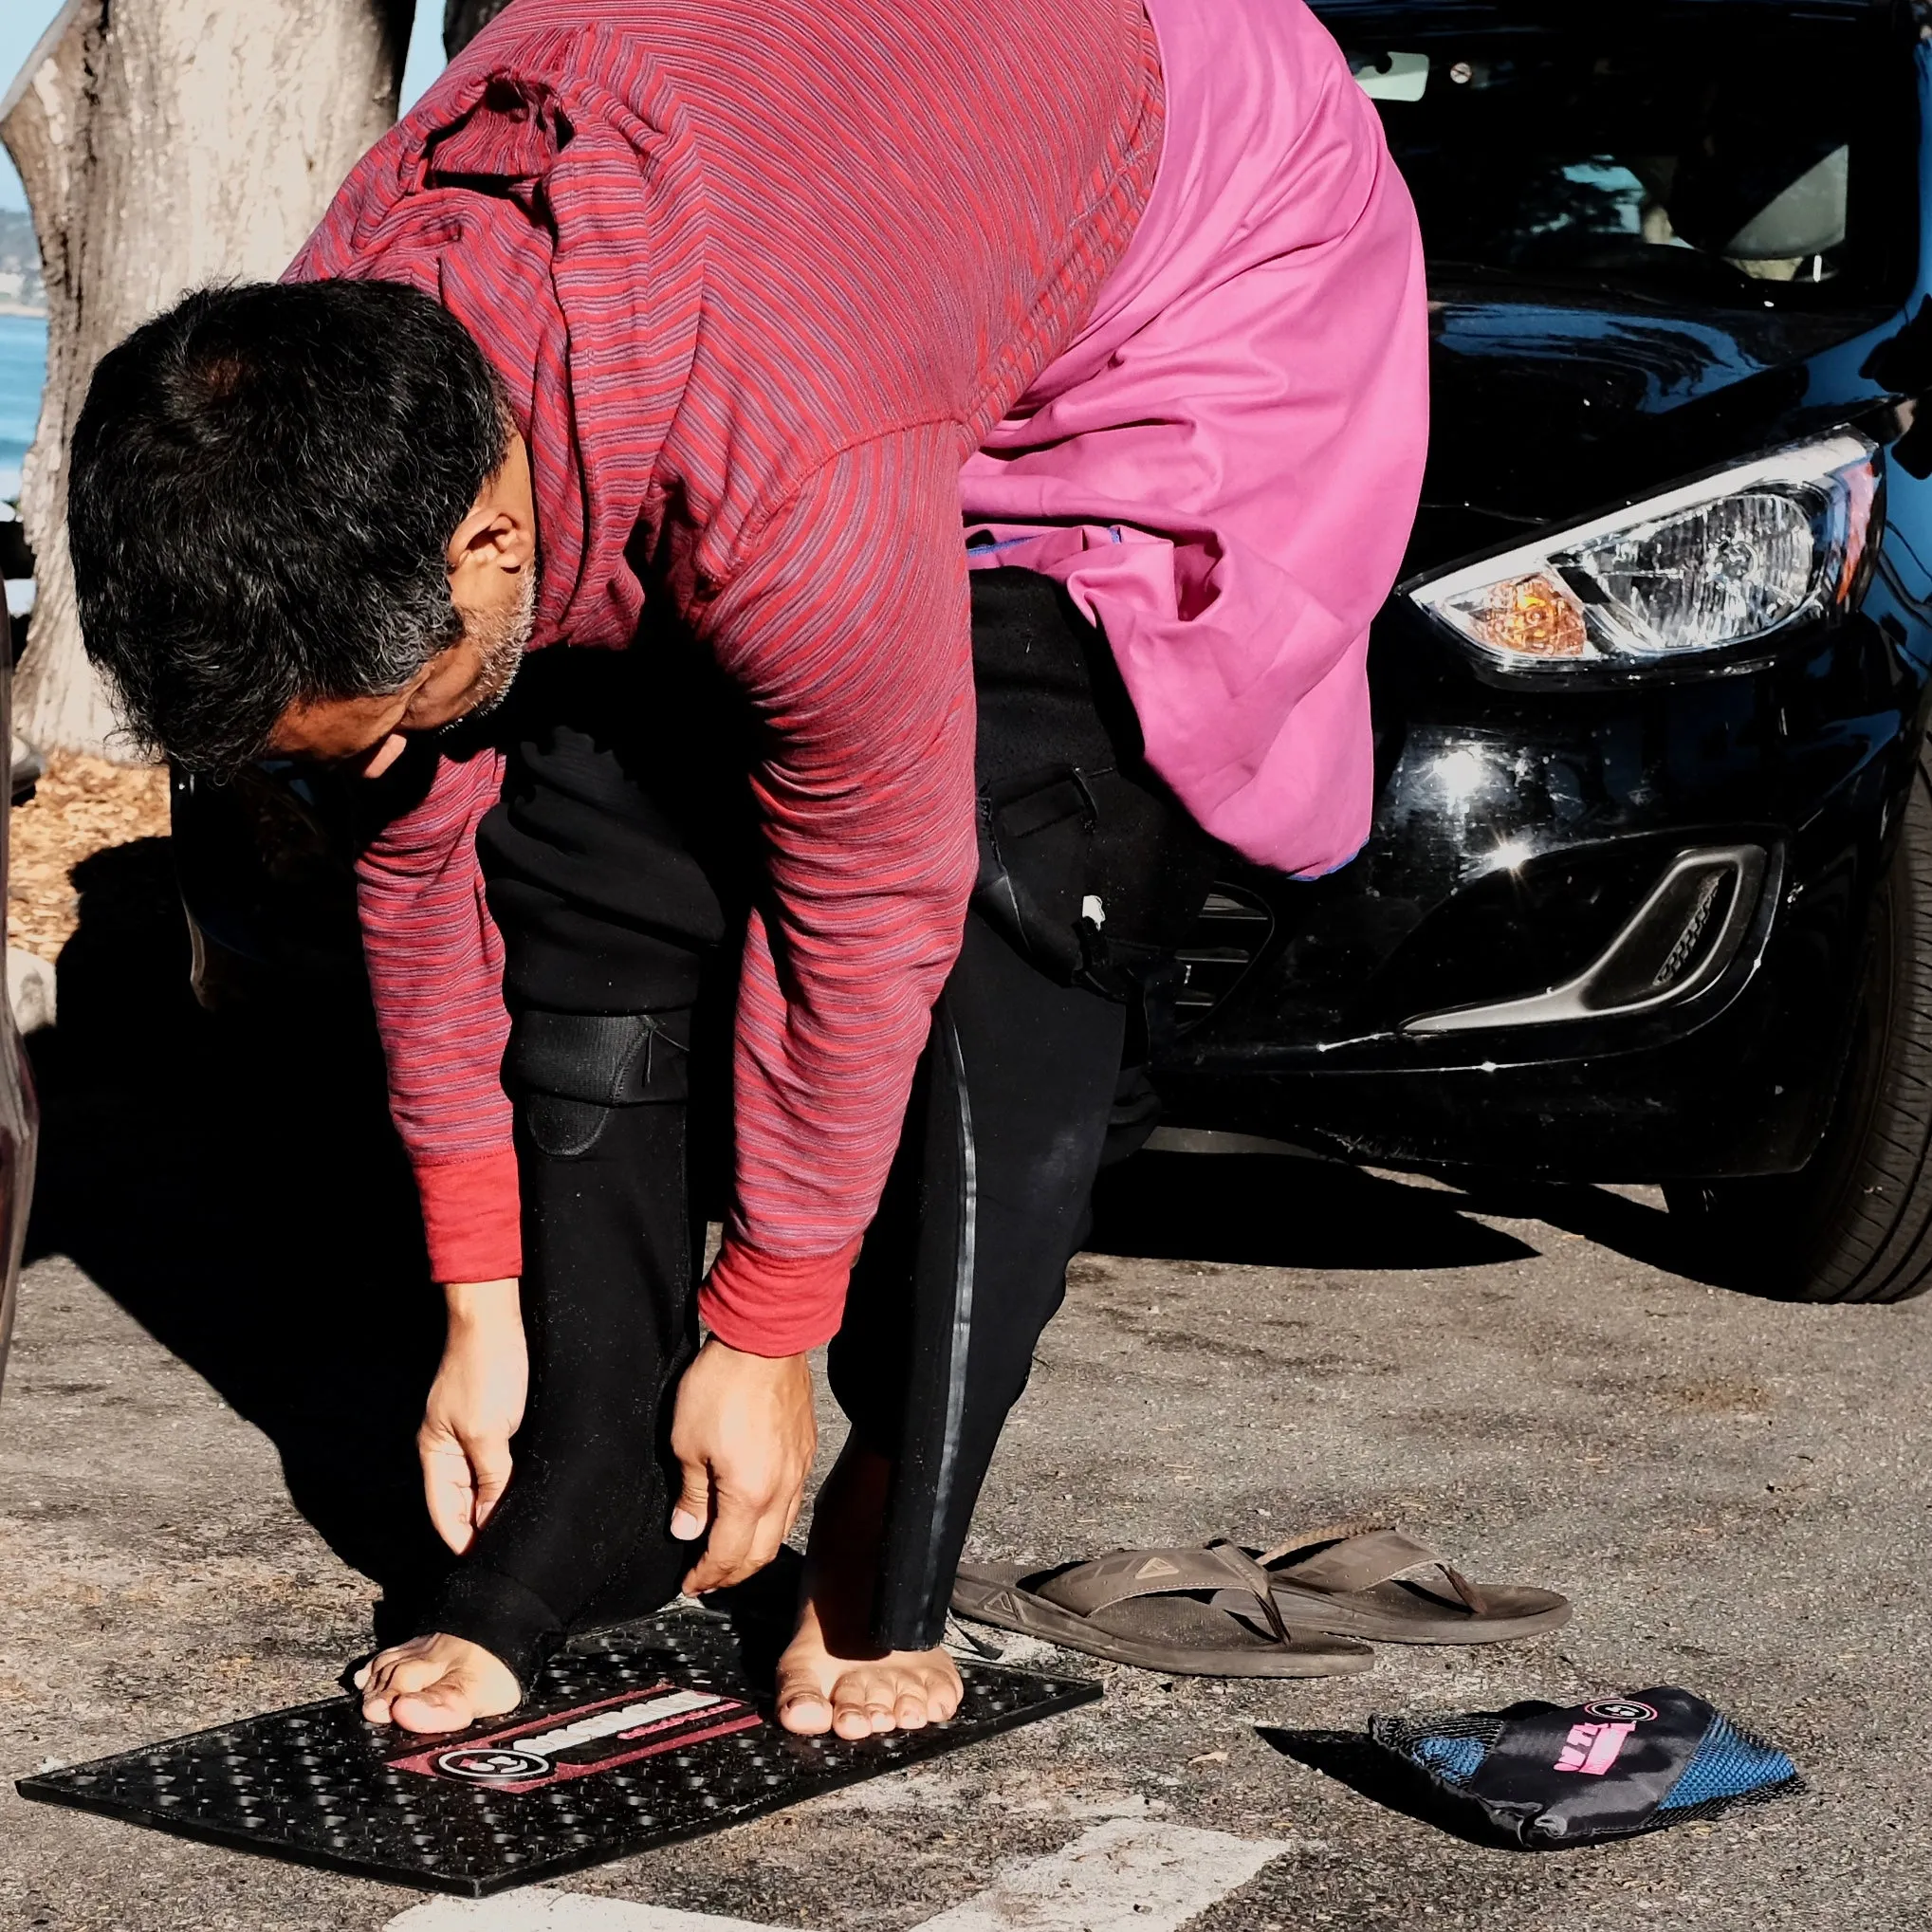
[455,565,537,725]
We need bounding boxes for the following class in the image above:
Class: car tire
[1665,744,1932,1303]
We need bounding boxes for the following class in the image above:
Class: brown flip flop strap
[1205,1539,1296,1643]
[1032,1545,1293,1642]
[1260,1527,1494,1615]
[1254,1520,1388,1570]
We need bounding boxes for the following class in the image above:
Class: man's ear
[447,432,537,578]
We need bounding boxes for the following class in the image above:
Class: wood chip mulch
[9,754,171,962]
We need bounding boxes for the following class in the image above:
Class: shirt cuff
[700,1236,862,1356]
[416,1149,524,1285]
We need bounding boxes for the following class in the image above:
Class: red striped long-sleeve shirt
[288,0,1165,1352]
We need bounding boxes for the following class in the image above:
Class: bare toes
[390,1686,478,1734]
[831,1702,874,1740]
[775,1672,835,1736]
[827,1677,886,1739]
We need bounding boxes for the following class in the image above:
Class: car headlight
[1409,432,1881,669]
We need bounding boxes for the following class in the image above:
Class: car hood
[1407,291,1892,575]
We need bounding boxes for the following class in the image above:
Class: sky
[1,0,449,215]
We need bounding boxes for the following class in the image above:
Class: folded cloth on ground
[1370,1685,1800,1847]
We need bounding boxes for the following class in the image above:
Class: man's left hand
[669,1338,817,1593]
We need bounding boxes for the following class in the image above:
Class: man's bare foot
[354,1632,521,1733]
[774,1443,963,1739]
[777,1594,963,1739]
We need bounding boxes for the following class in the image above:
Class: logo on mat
[432,1747,553,1784]
[1134,1557,1182,1581]
[390,1684,762,1793]
[1583,1699,1658,1724]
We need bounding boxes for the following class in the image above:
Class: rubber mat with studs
[15,1608,1099,1896]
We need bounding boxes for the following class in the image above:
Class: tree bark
[1,0,412,759]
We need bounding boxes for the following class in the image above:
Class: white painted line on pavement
[387,1894,775,1932]
[384,1818,1284,1932]
[911,1819,1283,1932]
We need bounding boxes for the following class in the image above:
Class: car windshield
[1316,2,1919,313]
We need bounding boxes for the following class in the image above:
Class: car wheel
[1665,744,1932,1303]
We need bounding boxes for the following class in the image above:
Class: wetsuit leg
[832,569,1222,1650]
[413,645,751,1685]
[832,911,1127,1647]
[426,1093,701,1682]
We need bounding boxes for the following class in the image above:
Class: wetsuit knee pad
[505,1007,693,1156]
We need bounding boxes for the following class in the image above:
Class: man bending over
[66,0,1426,1739]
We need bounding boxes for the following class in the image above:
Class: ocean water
[0,313,47,505]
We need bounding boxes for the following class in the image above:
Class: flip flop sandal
[950,1539,1375,1678]
[1244,1523,1572,1646]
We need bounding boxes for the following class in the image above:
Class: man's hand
[420,1279,528,1555]
[669,1339,816,1593]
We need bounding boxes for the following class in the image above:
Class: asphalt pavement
[0,842,1925,1929]
[4,1130,1930,1930]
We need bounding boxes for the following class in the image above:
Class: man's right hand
[670,1338,817,1594]
[420,1279,529,1554]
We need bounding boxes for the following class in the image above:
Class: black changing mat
[16,1609,1099,1896]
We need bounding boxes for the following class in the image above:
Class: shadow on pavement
[24,837,451,1640]
[1089,1151,1541,1271]
[1257,1726,1517,1850]
[1445,1176,1732,1289]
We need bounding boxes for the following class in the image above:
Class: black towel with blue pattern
[1371,1686,1799,1847]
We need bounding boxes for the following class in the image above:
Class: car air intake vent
[1405,845,1769,1036]
[1175,885,1274,1023]
[1639,869,1727,998]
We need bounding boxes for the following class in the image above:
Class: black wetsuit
[419,569,1217,1681]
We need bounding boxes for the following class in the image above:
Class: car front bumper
[1153,594,1932,1183]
